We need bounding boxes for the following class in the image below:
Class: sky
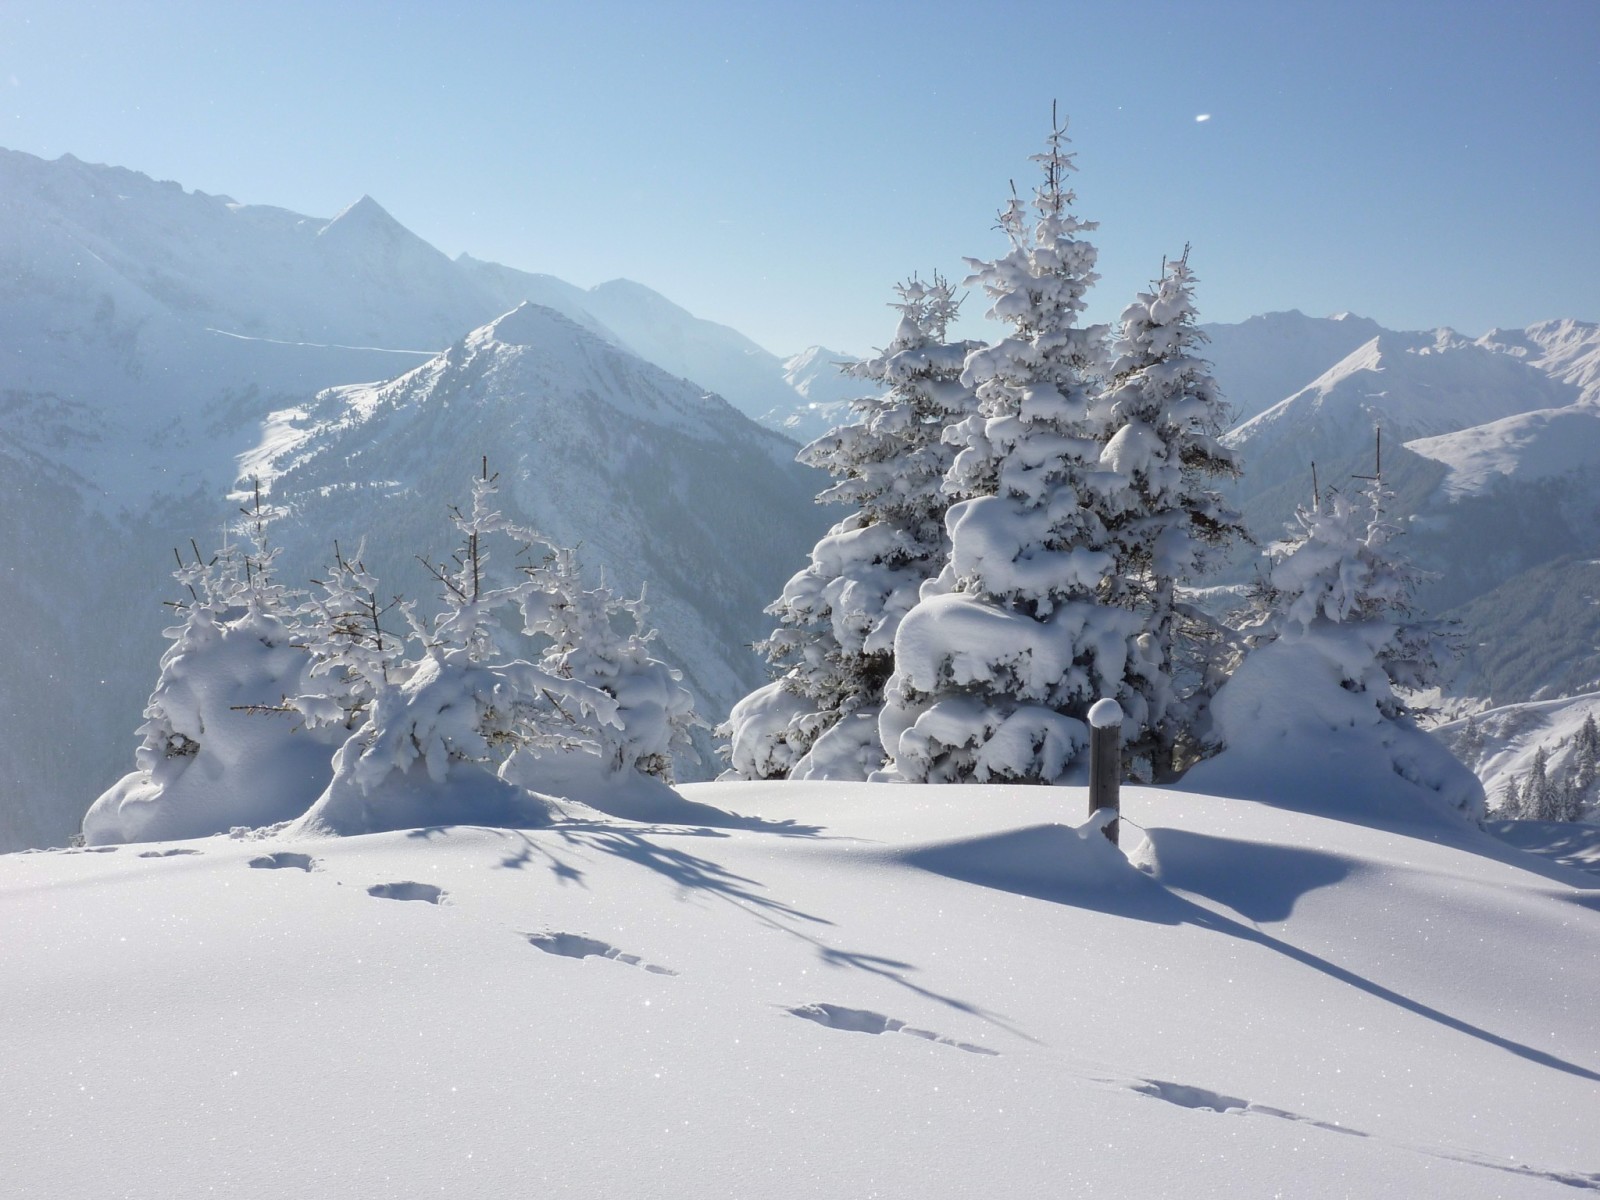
[1,0,1596,357]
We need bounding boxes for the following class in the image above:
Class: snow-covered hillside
[4,777,1595,1198]
[1203,314,1600,713]
[1200,309,1387,425]
[0,148,832,852]
[252,302,827,735]
[768,344,872,441]
[1226,329,1579,469]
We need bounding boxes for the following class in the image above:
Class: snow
[1225,329,1581,470]
[5,774,1597,1198]
[1088,696,1123,728]
[1406,405,1600,498]
[1438,691,1600,808]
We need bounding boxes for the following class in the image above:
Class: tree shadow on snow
[500,819,1035,1041]
[904,825,1600,1084]
[1136,828,1354,923]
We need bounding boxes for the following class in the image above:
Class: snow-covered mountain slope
[251,302,828,746]
[1200,309,1387,424]
[1214,322,1600,635]
[1227,329,1579,458]
[0,147,833,852]
[4,778,1596,1198]
[1438,690,1600,812]
[766,344,871,442]
[1407,404,1600,498]
[1477,318,1600,399]
[1440,558,1600,708]
[458,255,817,431]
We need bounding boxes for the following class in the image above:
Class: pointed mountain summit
[459,258,809,428]
[317,194,419,244]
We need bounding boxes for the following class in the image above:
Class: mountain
[253,303,826,742]
[0,148,832,852]
[1200,309,1387,424]
[1225,329,1579,472]
[458,256,815,430]
[763,345,869,442]
[1438,689,1600,813]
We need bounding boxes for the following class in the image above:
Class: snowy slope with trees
[0,147,833,852]
[226,304,824,769]
[5,113,1599,1199]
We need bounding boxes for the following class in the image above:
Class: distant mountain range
[2,145,1596,849]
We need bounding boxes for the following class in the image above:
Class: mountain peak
[479,301,581,348]
[318,194,408,240]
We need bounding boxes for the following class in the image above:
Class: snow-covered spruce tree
[516,546,698,782]
[1523,746,1555,821]
[290,464,619,836]
[1096,249,1245,774]
[1189,474,1483,819]
[878,115,1144,784]
[1251,478,1454,717]
[82,486,340,844]
[721,276,977,781]
[1497,775,1521,819]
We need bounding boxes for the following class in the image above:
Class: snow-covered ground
[4,780,1596,1198]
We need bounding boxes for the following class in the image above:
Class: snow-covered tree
[1191,473,1482,820]
[1570,715,1599,817]
[1498,775,1522,819]
[1524,746,1555,821]
[82,488,338,844]
[295,541,410,735]
[722,276,977,781]
[311,465,614,798]
[879,114,1143,784]
[1452,714,1486,770]
[519,547,698,781]
[1250,477,1453,716]
[1095,250,1245,771]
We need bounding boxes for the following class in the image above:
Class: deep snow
[4,779,1596,1198]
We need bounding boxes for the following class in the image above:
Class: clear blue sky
[2,0,1596,356]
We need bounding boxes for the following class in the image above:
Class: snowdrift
[5,779,1596,1198]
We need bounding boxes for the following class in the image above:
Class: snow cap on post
[1088,697,1124,729]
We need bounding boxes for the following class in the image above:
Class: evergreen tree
[520,547,698,781]
[1572,713,1599,814]
[723,276,977,781]
[1499,775,1522,819]
[1096,249,1245,771]
[326,464,616,795]
[1453,715,1485,769]
[296,541,410,734]
[1251,474,1453,718]
[1525,746,1555,821]
[879,114,1142,783]
[82,489,337,844]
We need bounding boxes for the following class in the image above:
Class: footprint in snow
[140,848,202,858]
[525,932,677,975]
[785,1002,998,1056]
[1129,1078,1600,1190]
[248,852,317,872]
[367,881,446,904]
[1131,1078,1364,1134]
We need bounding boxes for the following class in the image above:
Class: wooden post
[1087,698,1122,845]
